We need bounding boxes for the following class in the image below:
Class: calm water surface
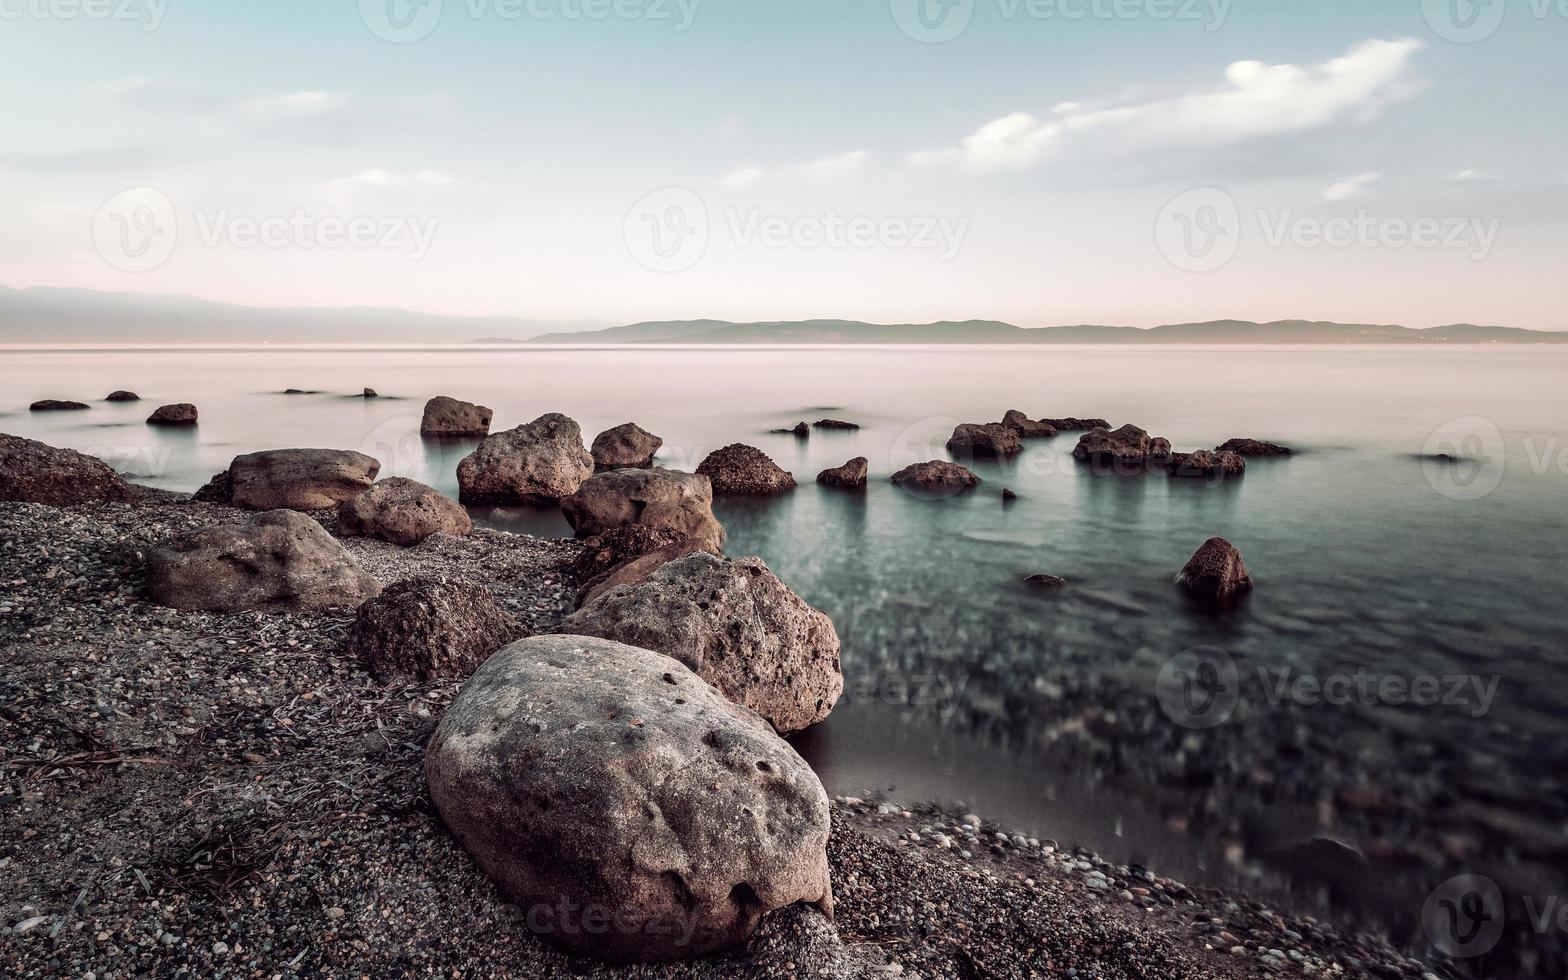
[5,344,1567,966]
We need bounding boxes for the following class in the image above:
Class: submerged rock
[348,578,520,682]
[771,422,810,438]
[813,419,860,430]
[147,509,380,612]
[338,477,472,546]
[561,467,724,552]
[1024,573,1067,589]
[890,460,981,494]
[146,403,198,426]
[420,395,493,437]
[0,433,135,505]
[424,633,833,962]
[1217,437,1293,457]
[562,552,843,734]
[1001,410,1058,439]
[590,422,663,470]
[1176,537,1253,606]
[1166,450,1246,480]
[946,422,1021,459]
[457,413,594,504]
[816,457,868,489]
[106,390,140,402]
[229,448,380,511]
[29,399,89,411]
[362,387,379,399]
[1041,417,1110,431]
[1072,424,1171,473]
[697,444,796,495]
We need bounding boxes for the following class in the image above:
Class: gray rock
[457,413,593,504]
[574,534,718,609]
[591,422,664,470]
[561,552,843,734]
[348,579,520,682]
[425,634,833,962]
[148,510,380,612]
[696,444,796,495]
[146,403,198,426]
[890,460,981,494]
[946,422,1021,459]
[338,477,472,546]
[420,395,493,437]
[561,467,724,552]
[0,433,135,506]
[816,457,868,489]
[229,449,380,511]
[1001,410,1058,439]
[1177,537,1253,606]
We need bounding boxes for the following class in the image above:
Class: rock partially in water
[771,422,810,438]
[590,422,664,470]
[29,399,89,411]
[338,476,472,546]
[562,552,843,734]
[1166,450,1246,480]
[229,448,380,511]
[457,413,593,504]
[0,433,136,505]
[106,390,140,402]
[1041,417,1111,431]
[146,403,198,426]
[817,457,868,489]
[1176,537,1253,606]
[1217,437,1293,457]
[946,422,1021,459]
[362,387,378,399]
[424,633,833,962]
[561,467,724,552]
[1002,410,1058,439]
[348,578,520,682]
[148,509,380,612]
[697,444,796,495]
[890,460,981,494]
[420,395,493,437]
[813,419,860,430]
[1072,424,1171,473]
[1024,573,1067,589]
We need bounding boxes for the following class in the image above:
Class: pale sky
[1,0,1565,329]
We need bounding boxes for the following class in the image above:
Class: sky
[0,0,1565,330]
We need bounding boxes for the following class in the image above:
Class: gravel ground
[1,495,1447,978]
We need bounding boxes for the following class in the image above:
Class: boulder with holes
[457,413,594,504]
[696,444,796,495]
[0,433,136,506]
[348,578,521,682]
[338,477,472,546]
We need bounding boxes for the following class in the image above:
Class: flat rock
[946,422,1021,459]
[1217,437,1293,457]
[1041,417,1110,431]
[813,419,859,430]
[420,395,493,437]
[562,552,843,735]
[890,460,981,494]
[1024,573,1067,589]
[457,413,593,504]
[0,433,135,505]
[146,403,198,426]
[590,422,664,470]
[338,477,472,546]
[229,448,380,511]
[696,444,796,495]
[29,399,89,411]
[424,633,833,962]
[147,509,381,612]
[348,578,521,682]
[561,466,724,551]
[816,457,868,489]
[1177,537,1253,607]
[1166,450,1246,479]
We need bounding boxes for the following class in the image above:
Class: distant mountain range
[525,318,1568,345]
[1,285,1562,345]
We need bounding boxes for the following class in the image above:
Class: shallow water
[5,343,1567,966]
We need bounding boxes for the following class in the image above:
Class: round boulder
[816,457,868,489]
[591,422,663,470]
[890,460,981,494]
[420,395,493,437]
[338,477,472,546]
[946,422,1021,459]
[146,403,197,426]
[1177,537,1253,607]
[147,510,381,612]
[348,579,521,682]
[457,413,593,505]
[696,444,796,495]
[106,390,140,402]
[0,433,135,506]
[425,633,833,963]
[561,467,724,552]
[561,552,843,735]
[229,448,380,511]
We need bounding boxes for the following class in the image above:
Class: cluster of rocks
[772,418,862,437]
[1070,423,1292,480]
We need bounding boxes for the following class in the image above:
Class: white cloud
[344,168,454,187]
[1449,168,1499,183]
[721,150,870,189]
[244,91,350,118]
[913,38,1425,174]
[1322,171,1381,201]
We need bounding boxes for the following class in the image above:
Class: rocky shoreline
[0,492,1451,978]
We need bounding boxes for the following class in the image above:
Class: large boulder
[425,634,833,963]
[338,477,472,546]
[1166,450,1246,480]
[946,422,1021,459]
[1072,424,1171,473]
[696,444,796,495]
[0,433,135,505]
[29,399,89,411]
[229,449,380,511]
[420,395,493,437]
[561,552,842,735]
[591,422,663,470]
[146,403,197,426]
[457,413,593,505]
[1217,437,1293,457]
[347,578,521,682]
[1001,410,1058,439]
[568,524,687,585]
[574,533,717,610]
[147,510,380,612]
[561,467,724,552]
[816,457,868,489]
[890,460,981,494]
[1177,537,1253,607]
